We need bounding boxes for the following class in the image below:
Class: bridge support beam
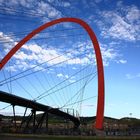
[12,105,16,129]
[32,110,36,133]
[25,111,33,133]
[20,107,28,129]
[46,112,48,133]
[33,112,48,133]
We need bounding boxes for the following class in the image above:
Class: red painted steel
[0,18,105,129]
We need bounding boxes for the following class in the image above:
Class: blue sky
[0,0,140,119]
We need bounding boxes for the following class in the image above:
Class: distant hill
[0,113,140,125]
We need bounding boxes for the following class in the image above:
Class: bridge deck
[0,90,80,127]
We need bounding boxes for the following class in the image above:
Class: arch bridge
[0,17,105,132]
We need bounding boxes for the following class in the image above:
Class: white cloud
[94,3,140,41]
[57,73,63,78]
[1,41,91,71]
[47,0,71,7]
[126,6,140,22]
[37,1,62,18]
[99,43,118,66]
[5,65,16,72]
[68,79,76,83]
[56,73,75,83]
[94,0,103,3]
[72,67,77,70]
[0,32,15,46]
[100,12,138,41]
[22,44,42,54]
[0,0,63,21]
[65,75,69,79]
[126,73,140,79]
[62,2,71,7]
[117,59,127,64]
[57,73,69,79]
[1,31,123,72]
[67,57,90,65]
[0,32,16,60]
[2,0,37,10]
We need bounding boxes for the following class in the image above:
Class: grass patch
[0,133,140,140]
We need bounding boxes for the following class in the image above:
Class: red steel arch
[0,18,105,130]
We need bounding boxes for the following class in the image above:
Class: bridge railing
[59,108,80,119]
